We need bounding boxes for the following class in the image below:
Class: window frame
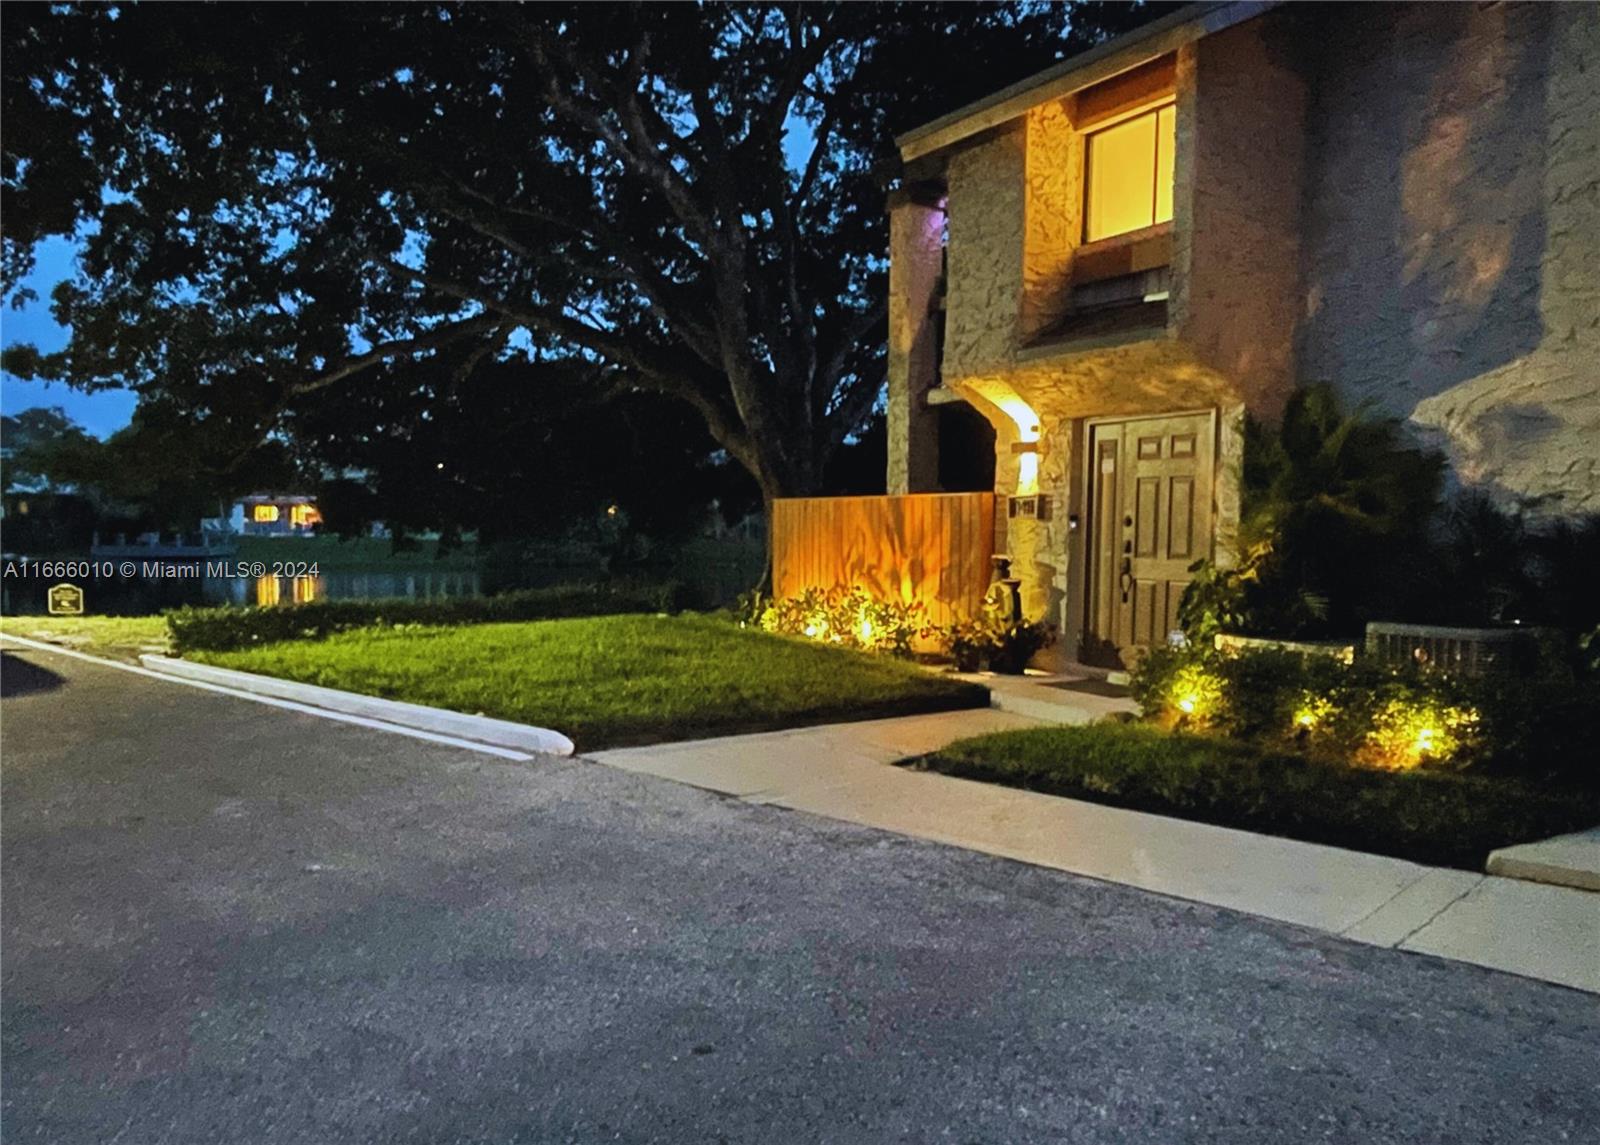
[1082,96,1177,245]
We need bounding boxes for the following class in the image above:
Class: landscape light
[1291,693,1334,734]
[1363,699,1477,769]
[1167,662,1223,724]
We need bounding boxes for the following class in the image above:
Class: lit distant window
[290,504,320,527]
[253,505,280,523]
[1084,101,1176,243]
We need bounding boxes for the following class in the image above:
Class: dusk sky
[1,126,820,442]
[2,235,139,438]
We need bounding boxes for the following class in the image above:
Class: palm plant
[1182,385,1445,639]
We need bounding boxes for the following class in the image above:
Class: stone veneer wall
[1297,1,1600,517]
[1019,100,1081,345]
[943,125,1027,382]
[943,124,1073,633]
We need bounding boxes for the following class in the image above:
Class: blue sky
[2,236,139,438]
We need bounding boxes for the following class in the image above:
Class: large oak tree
[3,2,1167,509]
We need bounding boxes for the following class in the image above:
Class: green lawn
[0,615,171,662]
[908,722,1600,870]
[191,614,988,750]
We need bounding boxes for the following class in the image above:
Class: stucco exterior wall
[885,193,945,494]
[1172,20,1308,421]
[1298,1,1600,516]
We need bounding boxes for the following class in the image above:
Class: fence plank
[771,493,996,629]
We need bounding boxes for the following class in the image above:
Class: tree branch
[377,254,760,471]
[426,183,727,373]
[815,297,887,423]
[293,313,505,394]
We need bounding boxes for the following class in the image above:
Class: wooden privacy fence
[770,492,997,628]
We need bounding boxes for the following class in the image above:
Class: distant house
[214,493,323,537]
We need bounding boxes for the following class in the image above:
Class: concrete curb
[139,655,575,757]
[1486,828,1600,893]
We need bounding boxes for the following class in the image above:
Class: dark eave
[896,1,1279,162]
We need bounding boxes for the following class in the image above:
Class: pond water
[2,536,764,616]
[1,567,483,616]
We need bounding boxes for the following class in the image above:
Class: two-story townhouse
[885,0,1599,668]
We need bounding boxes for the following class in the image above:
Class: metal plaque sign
[47,582,85,616]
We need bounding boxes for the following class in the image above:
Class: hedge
[167,581,686,653]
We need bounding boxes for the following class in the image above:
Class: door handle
[1119,557,1133,602]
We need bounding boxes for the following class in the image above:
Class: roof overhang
[896,1,1280,163]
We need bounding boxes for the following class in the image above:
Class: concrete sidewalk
[590,710,1600,993]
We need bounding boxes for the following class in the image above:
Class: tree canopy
[3,1,1170,509]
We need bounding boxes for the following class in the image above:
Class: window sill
[1073,223,1172,287]
[1018,303,1170,362]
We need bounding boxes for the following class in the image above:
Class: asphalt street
[3,644,1597,1144]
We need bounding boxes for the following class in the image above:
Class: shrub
[756,585,928,658]
[1131,640,1596,789]
[168,581,686,653]
[934,615,1056,674]
[1463,672,1600,790]
[1360,693,1480,770]
[1129,643,1186,715]
[942,618,993,673]
[1166,658,1227,726]
[1175,385,1444,640]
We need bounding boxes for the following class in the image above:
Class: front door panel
[1086,411,1215,664]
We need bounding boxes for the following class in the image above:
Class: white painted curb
[140,655,575,757]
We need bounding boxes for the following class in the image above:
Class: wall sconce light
[1009,441,1040,455]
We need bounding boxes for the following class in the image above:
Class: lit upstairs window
[289,504,320,527]
[253,504,280,523]
[1084,101,1175,243]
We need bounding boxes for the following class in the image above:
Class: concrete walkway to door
[589,709,1600,993]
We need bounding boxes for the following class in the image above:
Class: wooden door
[1085,411,1215,662]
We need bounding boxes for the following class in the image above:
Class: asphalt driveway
[3,645,1597,1144]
